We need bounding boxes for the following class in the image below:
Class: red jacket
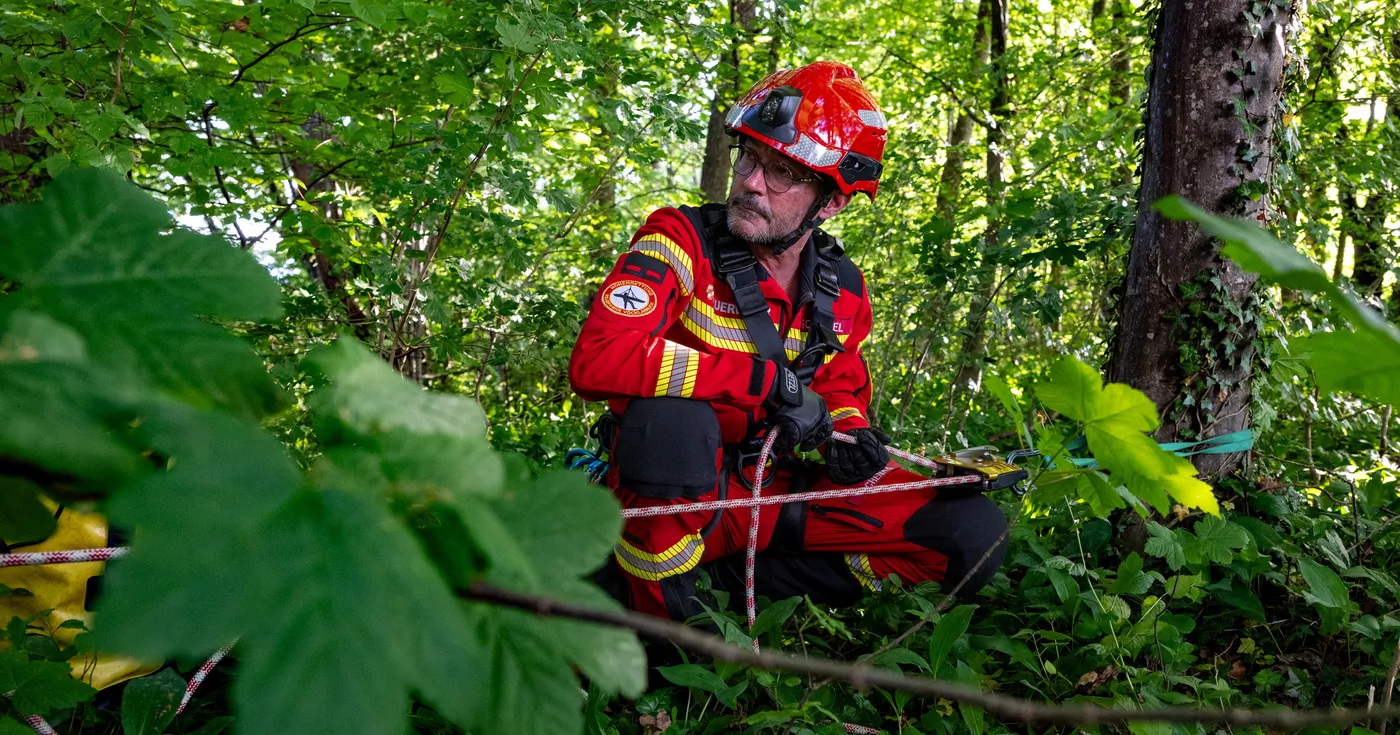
[569,207,875,445]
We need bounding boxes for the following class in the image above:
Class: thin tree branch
[466,582,1400,728]
[110,0,140,103]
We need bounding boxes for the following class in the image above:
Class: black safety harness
[680,202,847,385]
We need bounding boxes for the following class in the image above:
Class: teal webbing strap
[1058,430,1255,470]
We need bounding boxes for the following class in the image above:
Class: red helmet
[725,61,887,199]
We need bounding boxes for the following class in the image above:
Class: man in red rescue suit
[569,61,1009,620]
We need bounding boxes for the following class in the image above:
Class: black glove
[826,427,891,486]
[763,362,833,456]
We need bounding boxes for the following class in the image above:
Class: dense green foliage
[1,0,1398,733]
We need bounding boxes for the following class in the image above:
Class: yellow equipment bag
[0,504,160,691]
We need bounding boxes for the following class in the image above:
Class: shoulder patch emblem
[602,279,658,317]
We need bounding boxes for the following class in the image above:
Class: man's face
[725,140,824,246]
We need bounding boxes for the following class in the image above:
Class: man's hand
[826,427,891,485]
[763,363,833,456]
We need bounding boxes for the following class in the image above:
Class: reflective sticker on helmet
[725,104,749,128]
[786,134,841,168]
[602,279,657,317]
[857,109,888,130]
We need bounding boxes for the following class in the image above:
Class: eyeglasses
[729,144,822,194]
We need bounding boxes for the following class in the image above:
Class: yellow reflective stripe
[681,308,760,354]
[656,341,698,398]
[689,298,749,330]
[631,235,694,296]
[655,341,677,396]
[830,406,863,422]
[846,553,881,592]
[615,533,706,581]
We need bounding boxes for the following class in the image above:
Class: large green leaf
[927,605,974,677]
[1297,557,1352,610]
[98,404,302,657]
[233,489,487,735]
[0,648,96,717]
[1297,329,1400,409]
[1035,357,1217,515]
[121,668,186,735]
[1157,196,1400,410]
[305,338,504,500]
[1186,516,1250,565]
[0,169,284,417]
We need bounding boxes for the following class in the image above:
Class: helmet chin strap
[765,187,833,256]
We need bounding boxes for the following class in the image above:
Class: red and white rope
[0,547,128,568]
[745,431,778,652]
[2,432,982,735]
[618,474,980,518]
[177,640,237,715]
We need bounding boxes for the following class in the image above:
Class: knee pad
[903,494,1009,597]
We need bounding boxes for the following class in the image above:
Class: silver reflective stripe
[786,134,842,168]
[662,344,695,397]
[684,304,755,346]
[632,239,694,294]
[616,536,705,579]
[846,553,882,592]
[857,109,887,130]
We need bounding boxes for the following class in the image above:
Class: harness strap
[684,204,846,384]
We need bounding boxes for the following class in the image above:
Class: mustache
[728,194,770,219]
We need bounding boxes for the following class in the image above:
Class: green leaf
[927,605,974,677]
[0,718,37,735]
[869,647,930,672]
[1074,471,1126,518]
[1297,558,1351,610]
[547,583,647,699]
[348,0,389,27]
[490,469,621,582]
[121,668,186,735]
[1210,578,1265,622]
[233,490,487,735]
[1187,516,1249,565]
[468,603,587,735]
[98,405,302,657]
[750,596,803,639]
[0,477,56,544]
[658,664,748,707]
[1156,196,1392,333]
[0,647,96,717]
[1109,553,1154,595]
[1144,522,1186,571]
[1162,574,1204,602]
[983,373,1030,446]
[953,661,985,735]
[1297,329,1400,410]
[496,18,541,53]
[306,338,503,499]
[0,169,284,418]
[1035,357,1217,515]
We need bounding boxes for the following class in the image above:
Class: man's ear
[817,191,853,221]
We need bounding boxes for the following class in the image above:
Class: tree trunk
[1109,0,1134,187]
[700,94,732,203]
[1109,0,1293,480]
[949,0,1008,406]
[934,0,992,224]
[289,116,373,343]
[698,0,759,203]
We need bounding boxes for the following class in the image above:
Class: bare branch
[466,582,1400,729]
